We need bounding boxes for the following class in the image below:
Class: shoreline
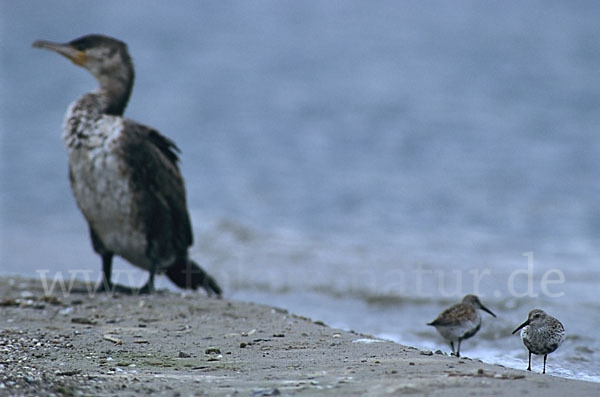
[1,276,598,396]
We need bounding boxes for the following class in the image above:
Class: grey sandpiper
[512,309,565,374]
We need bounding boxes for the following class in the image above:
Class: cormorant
[33,34,222,296]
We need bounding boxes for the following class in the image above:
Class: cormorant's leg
[543,354,547,374]
[90,229,134,294]
[94,253,140,295]
[95,253,114,292]
[527,351,532,371]
[102,252,112,286]
[90,228,115,294]
[139,263,157,295]
[456,339,462,358]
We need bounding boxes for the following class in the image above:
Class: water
[2,0,599,382]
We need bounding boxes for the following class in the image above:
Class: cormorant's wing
[118,120,193,255]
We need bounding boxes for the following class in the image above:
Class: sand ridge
[1,276,598,396]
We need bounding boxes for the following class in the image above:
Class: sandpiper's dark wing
[118,120,193,256]
[428,303,475,326]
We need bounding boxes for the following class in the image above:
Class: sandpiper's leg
[527,351,532,371]
[456,339,462,358]
[543,354,547,374]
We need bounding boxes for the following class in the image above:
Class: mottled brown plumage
[428,294,496,357]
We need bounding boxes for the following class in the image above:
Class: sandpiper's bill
[512,309,565,374]
[427,294,496,357]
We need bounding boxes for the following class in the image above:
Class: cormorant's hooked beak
[512,319,530,334]
[32,40,87,66]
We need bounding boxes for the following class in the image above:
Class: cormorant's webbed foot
[95,280,146,295]
[137,269,156,295]
[94,263,156,295]
[137,281,155,295]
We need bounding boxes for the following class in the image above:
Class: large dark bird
[33,34,221,295]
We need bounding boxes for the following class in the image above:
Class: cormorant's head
[33,34,135,114]
[33,34,132,80]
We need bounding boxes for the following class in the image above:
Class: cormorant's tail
[166,259,222,296]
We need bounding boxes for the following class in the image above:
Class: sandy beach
[0,276,597,396]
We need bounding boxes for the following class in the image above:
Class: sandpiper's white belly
[434,319,479,341]
[521,324,565,355]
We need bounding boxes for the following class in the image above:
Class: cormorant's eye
[69,38,92,51]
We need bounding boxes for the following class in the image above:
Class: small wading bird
[33,34,221,296]
[512,309,565,374]
[428,294,496,357]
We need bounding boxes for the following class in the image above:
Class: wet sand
[1,276,598,396]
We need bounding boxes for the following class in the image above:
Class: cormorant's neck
[96,71,134,116]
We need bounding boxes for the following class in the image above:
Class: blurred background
[1,0,599,381]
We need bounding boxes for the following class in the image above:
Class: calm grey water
[2,1,599,382]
